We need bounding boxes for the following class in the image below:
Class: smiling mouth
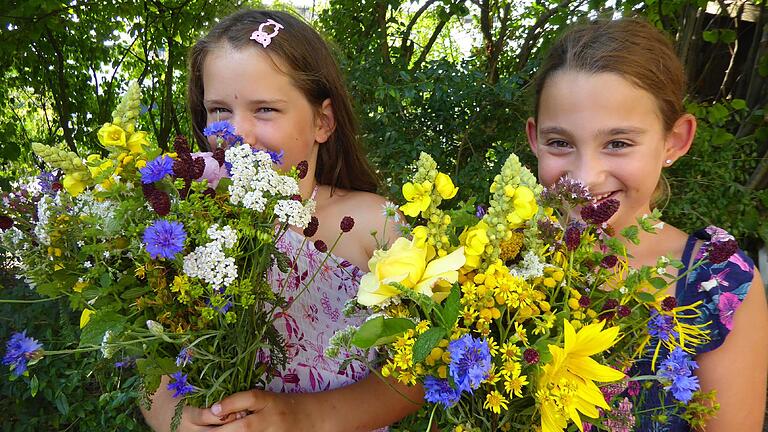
[591,191,618,203]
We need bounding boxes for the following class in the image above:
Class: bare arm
[193,373,424,431]
[695,271,768,431]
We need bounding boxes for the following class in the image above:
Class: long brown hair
[188,9,379,193]
[532,18,685,207]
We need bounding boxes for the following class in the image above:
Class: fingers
[210,389,271,418]
[186,405,233,426]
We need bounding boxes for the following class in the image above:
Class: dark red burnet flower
[706,239,738,264]
[564,225,581,251]
[523,348,540,364]
[617,305,631,318]
[142,184,171,216]
[0,215,13,230]
[661,296,677,311]
[580,198,620,225]
[578,295,591,308]
[212,147,226,167]
[172,135,205,198]
[313,240,328,253]
[600,255,618,269]
[296,160,309,179]
[303,216,319,238]
[600,298,620,321]
[340,216,355,233]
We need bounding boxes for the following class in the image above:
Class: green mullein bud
[111,82,142,132]
[31,142,91,180]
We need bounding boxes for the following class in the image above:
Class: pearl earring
[665,159,673,166]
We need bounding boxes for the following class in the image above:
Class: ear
[526,117,539,157]
[664,113,696,164]
[314,98,336,144]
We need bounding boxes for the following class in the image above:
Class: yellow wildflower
[400,180,433,217]
[97,123,127,148]
[79,309,95,328]
[483,390,508,414]
[434,172,458,199]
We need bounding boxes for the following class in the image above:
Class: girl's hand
[206,389,316,432]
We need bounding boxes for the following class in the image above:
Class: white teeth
[592,192,612,202]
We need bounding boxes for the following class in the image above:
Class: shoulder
[678,226,756,353]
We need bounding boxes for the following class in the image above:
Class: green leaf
[120,286,150,299]
[351,317,415,349]
[412,327,446,364]
[620,225,639,245]
[648,277,668,291]
[55,392,70,416]
[730,99,747,111]
[636,291,656,303]
[440,284,461,329]
[30,375,39,397]
[720,29,737,44]
[702,30,718,43]
[79,310,127,347]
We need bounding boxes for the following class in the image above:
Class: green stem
[0,295,66,303]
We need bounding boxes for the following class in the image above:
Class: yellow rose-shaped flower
[506,186,538,228]
[126,130,149,154]
[63,173,86,196]
[357,237,466,306]
[434,172,458,200]
[459,221,490,269]
[97,123,127,148]
[400,181,433,217]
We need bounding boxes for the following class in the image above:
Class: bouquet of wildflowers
[1,84,344,427]
[328,152,727,431]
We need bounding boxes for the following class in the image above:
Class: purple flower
[423,376,461,407]
[175,347,193,367]
[258,148,284,165]
[167,371,195,398]
[717,292,742,330]
[658,347,699,403]
[114,357,136,369]
[648,310,678,342]
[475,205,487,219]
[37,171,58,195]
[448,335,491,393]
[3,331,43,377]
[140,155,175,184]
[143,220,186,259]
[540,175,592,208]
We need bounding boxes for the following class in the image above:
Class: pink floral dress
[265,228,373,394]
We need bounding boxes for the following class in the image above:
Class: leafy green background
[1,0,766,430]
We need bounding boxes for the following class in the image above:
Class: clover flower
[448,335,492,393]
[144,219,186,259]
[658,347,700,403]
[3,331,43,377]
[424,376,461,407]
[167,371,196,398]
[139,155,175,184]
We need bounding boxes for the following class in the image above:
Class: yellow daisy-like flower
[501,342,522,362]
[504,368,529,398]
[538,320,625,432]
[484,390,509,414]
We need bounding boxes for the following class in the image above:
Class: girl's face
[202,45,334,175]
[527,71,694,230]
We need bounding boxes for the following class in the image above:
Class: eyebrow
[539,126,647,136]
[203,98,288,106]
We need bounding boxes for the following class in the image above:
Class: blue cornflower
[423,376,461,407]
[448,335,491,393]
[203,121,236,138]
[658,347,700,403]
[114,357,136,369]
[175,347,193,367]
[143,220,186,259]
[648,310,678,342]
[253,148,284,165]
[167,371,195,398]
[3,331,43,377]
[140,155,175,184]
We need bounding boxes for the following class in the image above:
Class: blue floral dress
[634,227,755,431]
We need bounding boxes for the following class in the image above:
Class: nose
[229,114,257,148]
[570,153,606,192]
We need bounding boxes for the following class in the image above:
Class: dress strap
[675,233,699,297]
